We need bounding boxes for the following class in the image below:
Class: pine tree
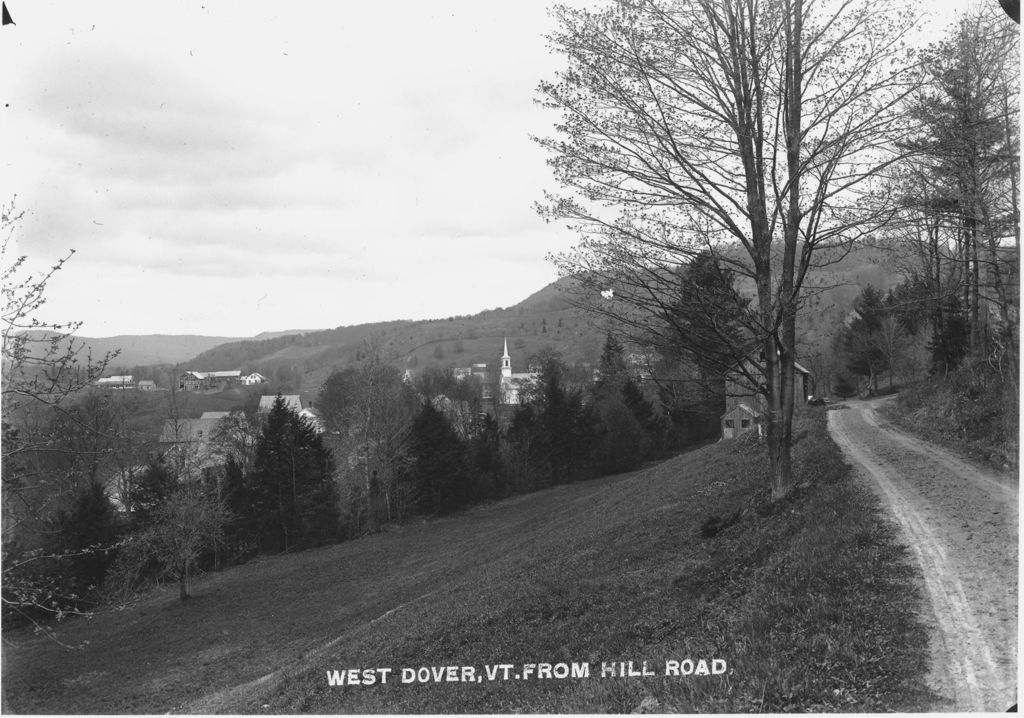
[130,456,177,528]
[408,403,468,515]
[466,413,504,500]
[55,482,122,597]
[837,286,890,394]
[247,396,339,552]
[594,333,629,398]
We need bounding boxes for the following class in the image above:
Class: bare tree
[211,409,261,474]
[1,200,121,633]
[318,358,417,532]
[537,0,918,498]
[133,484,227,602]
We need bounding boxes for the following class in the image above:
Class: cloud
[2,0,586,335]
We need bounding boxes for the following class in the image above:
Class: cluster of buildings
[452,338,540,405]
[94,375,157,391]
[157,394,322,474]
[451,339,816,441]
[106,338,814,456]
[178,370,267,392]
[94,369,268,393]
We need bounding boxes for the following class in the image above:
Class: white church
[453,338,539,405]
[497,337,539,405]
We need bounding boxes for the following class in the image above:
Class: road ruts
[827,399,1018,712]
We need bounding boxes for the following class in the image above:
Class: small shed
[721,403,759,440]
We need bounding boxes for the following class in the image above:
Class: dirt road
[828,398,1018,711]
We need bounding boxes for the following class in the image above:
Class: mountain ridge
[68,246,904,392]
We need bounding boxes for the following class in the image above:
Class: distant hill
[252,329,322,341]
[96,244,904,393]
[181,276,608,393]
[724,243,909,358]
[19,330,319,372]
[15,333,246,370]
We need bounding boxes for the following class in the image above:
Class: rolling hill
[63,243,905,394]
[16,330,313,371]
[77,334,245,368]
[180,277,609,393]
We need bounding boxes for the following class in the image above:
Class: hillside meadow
[1,408,935,713]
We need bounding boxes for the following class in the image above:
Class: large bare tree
[537,0,917,499]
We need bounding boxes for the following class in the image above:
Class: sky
[1,0,979,337]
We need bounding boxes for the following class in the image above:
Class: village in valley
[92,338,548,493]
[93,330,815,500]
[2,0,1018,714]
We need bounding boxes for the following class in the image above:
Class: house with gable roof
[720,356,813,439]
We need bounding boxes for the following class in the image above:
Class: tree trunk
[968,216,981,354]
[769,0,804,503]
[978,204,1016,366]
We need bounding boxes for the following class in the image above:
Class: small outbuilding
[720,357,813,440]
[721,403,759,439]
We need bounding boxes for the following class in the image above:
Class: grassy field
[2,408,936,713]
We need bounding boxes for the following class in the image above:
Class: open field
[2,409,935,713]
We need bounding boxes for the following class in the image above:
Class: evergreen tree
[658,251,753,377]
[408,403,468,515]
[532,351,599,484]
[594,333,630,398]
[837,286,890,394]
[130,456,177,528]
[54,482,122,597]
[221,455,255,563]
[594,399,648,475]
[466,413,504,500]
[247,396,339,552]
[621,378,666,457]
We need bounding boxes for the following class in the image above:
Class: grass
[885,363,1018,473]
[2,408,935,713]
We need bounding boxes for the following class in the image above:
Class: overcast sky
[2,0,975,337]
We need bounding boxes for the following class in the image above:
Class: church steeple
[501,337,511,378]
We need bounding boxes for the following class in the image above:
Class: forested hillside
[181,278,609,392]
[179,246,904,394]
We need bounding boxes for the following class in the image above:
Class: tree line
[316,337,718,536]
